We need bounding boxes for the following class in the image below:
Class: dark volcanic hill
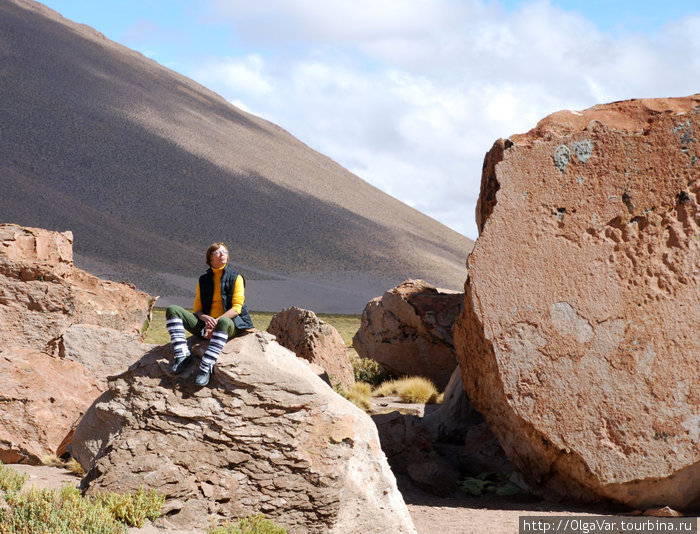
[0,0,473,313]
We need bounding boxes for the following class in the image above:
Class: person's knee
[215,317,234,332]
[166,305,184,319]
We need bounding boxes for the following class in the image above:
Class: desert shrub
[40,454,86,476]
[209,513,288,534]
[0,484,126,534]
[0,462,26,493]
[66,458,86,476]
[349,353,393,386]
[0,463,163,532]
[458,472,521,497]
[91,487,165,528]
[41,454,64,468]
[340,382,373,411]
[372,376,439,404]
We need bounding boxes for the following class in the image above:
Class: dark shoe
[195,368,211,386]
[171,354,193,374]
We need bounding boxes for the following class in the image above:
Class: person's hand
[198,313,217,338]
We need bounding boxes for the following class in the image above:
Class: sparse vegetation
[349,353,393,386]
[0,461,26,493]
[458,472,522,497]
[340,382,373,411]
[0,462,165,533]
[208,513,288,534]
[91,487,165,528]
[372,376,440,404]
[41,454,86,476]
[0,484,127,534]
[144,309,360,347]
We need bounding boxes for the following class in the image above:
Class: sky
[39,0,700,240]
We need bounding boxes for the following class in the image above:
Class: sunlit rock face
[455,95,700,511]
[354,279,463,390]
[71,332,417,533]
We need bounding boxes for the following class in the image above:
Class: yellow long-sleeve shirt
[193,265,245,318]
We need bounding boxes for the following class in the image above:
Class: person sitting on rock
[165,242,254,386]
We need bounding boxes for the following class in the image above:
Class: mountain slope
[0,0,473,312]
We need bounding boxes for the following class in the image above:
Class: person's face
[210,246,228,269]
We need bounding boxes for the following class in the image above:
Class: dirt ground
[9,465,697,534]
[396,474,627,534]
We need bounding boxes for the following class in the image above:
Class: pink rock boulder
[353,279,463,390]
[267,306,354,390]
[454,95,700,510]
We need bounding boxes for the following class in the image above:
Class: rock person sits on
[165,242,254,386]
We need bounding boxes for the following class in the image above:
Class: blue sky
[39,0,700,239]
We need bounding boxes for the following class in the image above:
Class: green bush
[0,484,126,534]
[91,487,165,528]
[349,354,393,386]
[458,471,521,497]
[0,462,165,533]
[0,462,26,493]
[209,513,288,534]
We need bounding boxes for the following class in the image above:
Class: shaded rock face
[454,96,700,510]
[372,411,459,497]
[70,332,416,534]
[372,366,508,497]
[267,306,354,390]
[0,224,154,463]
[421,366,478,443]
[353,279,463,390]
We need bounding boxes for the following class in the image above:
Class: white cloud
[193,54,272,100]
[190,0,700,239]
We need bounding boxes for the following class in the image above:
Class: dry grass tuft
[41,455,86,476]
[373,376,440,404]
[66,458,86,476]
[341,382,373,412]
[41,454,65,468]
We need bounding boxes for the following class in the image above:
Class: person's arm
[193,282,202,315]
[220,275,244,320]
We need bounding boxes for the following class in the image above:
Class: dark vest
[199,265,254,330]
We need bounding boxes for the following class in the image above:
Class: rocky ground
[11,464,656,534]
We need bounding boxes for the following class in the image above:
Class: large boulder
[0,223,153,351]
[70,332,416,533]
[353,279,463,390]
[0,223,155,463]
[454,95,700,510]
[267,306,354,390]
[0,347,101,464]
